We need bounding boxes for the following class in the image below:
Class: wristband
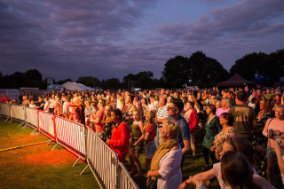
[184,180,190,185]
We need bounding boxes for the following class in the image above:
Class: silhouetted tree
[104,78,122,90]
[230,51,283,85]
[162,56,190,88]
[189,51,229,87]
[76,76,100,88]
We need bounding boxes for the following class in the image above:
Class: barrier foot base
[46,140,52,146]
[22,123,28,129]
[31,130,39,136]
[80,165,89,176]
[73,157,80,167]
[51,143,58,151]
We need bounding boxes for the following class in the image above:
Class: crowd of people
[1,86,284,189]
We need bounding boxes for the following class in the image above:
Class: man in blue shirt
[167,98,191,167]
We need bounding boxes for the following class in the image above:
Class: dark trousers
[203,146,217,165]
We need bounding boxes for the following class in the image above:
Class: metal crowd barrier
[117,163,140,189]
[0,103,11,119]
[0,103,139,189]
[10,105,26,121]
[25,107,38,129]
[54,116,86,164]
[38,111,56,140]
[84,126,119,189]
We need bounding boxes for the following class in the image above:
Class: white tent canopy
[62,82,94,91]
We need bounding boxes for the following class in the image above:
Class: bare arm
[182,139,190,155]
[192,168,215,182]
[134,122,144,145]
[262,118,272,137]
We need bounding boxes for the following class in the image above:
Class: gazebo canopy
[218,73,255,87]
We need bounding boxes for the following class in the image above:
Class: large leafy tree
[162,56,190,88]
[162,52,229,88]
[230,51,282,85]
[76,76,100,88]
[104,78,122,90]
[123,71,158,89]
[1,69,45,88]
[188,51,229,87]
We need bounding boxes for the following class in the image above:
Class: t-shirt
[156,105,168,126]
[168,115,190,148]
[145,124,156,141]
[94,109,104,133]
[216,108,230,118]
[229,105,255,138]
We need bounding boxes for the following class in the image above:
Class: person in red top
[143,111,156,170]
[0,92,9,103]
[107,109,130,162]
[183,101,198,160]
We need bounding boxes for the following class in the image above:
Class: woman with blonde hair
[147,120,182,189]
[129,110,144,177]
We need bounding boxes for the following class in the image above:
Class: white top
[44,101,49,112]
[62,101,69,114]
[157,146,182,189]
[29,104,36,109]
[49,99,55,108]
[213,162,276,189]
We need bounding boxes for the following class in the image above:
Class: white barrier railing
[25,107,38,129]
[38,111,56,140]
[11,105,26,121]
[0,103,11,118]
[118,163,140,189]
[55,116,86,158]
[86,126,119,189]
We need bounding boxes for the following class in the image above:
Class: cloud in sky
[0,0,283,80]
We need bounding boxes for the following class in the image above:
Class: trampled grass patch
[0,118,99,189]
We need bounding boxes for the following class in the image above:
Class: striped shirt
[157,105,168,121]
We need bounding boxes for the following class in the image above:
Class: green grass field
[0,118,99,189]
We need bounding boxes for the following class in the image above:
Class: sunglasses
[167,107,176,110]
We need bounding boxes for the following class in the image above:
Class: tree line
[0,49,283,89]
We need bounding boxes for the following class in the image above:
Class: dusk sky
[0,0,284,81]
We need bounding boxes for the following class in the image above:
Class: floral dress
[213,127,237,160]
[251,111,273,176]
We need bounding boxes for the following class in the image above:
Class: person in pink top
[91,100,104,138]
[143,111,157,170]
[216,98,230,118]
[183,100,198,160]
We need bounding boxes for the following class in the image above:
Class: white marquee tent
[62,82,94,91]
